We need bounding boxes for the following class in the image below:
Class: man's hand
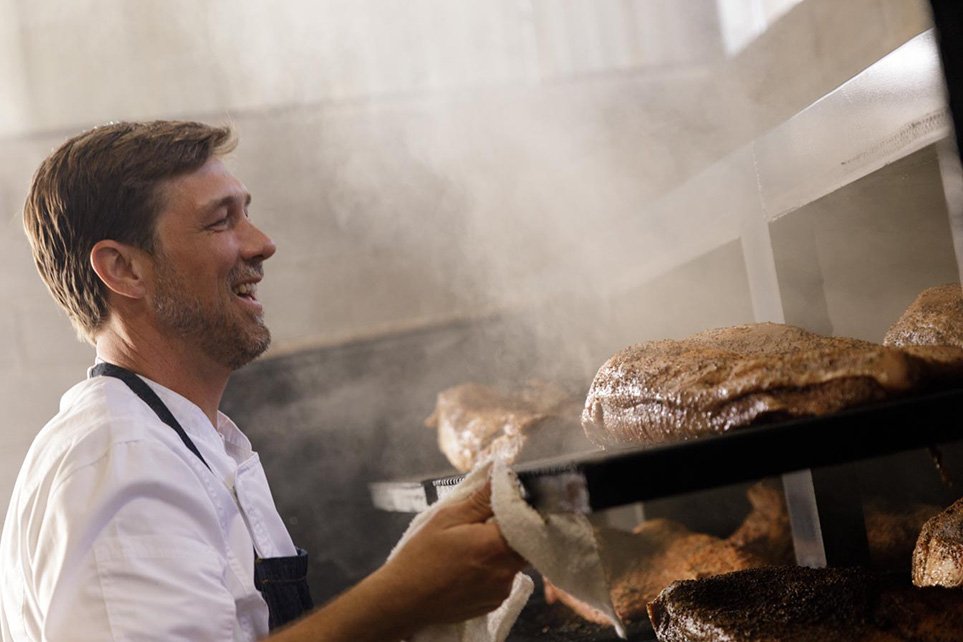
[377,480,529,626]
[268,481,527,642]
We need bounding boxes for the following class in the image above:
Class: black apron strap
[89,362,212,471]
[89,361,313,630]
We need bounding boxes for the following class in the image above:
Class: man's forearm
[265,566,419,642]
[266,481,526,641]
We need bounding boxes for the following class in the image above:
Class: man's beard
[152,258,271,371]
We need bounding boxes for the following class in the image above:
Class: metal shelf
[370,387,963,514]
[588,29,951,305]
[755,29,949,223]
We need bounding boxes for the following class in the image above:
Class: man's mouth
[232,282,258,301]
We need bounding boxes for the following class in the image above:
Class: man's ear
[90,240,150,300]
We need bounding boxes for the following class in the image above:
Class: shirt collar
[87,359,252,454]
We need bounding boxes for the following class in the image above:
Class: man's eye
[209,217,229,229]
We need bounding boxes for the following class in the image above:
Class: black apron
[90,362,314,631]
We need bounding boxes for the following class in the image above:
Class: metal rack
[371,387,963,513]
[578,29,952,313]
[371,6,963,640]
[372,14,963,572]
[365,9,963,642]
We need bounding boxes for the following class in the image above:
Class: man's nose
[242,220,277,262]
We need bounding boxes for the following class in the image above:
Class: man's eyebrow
[199,192,252,217]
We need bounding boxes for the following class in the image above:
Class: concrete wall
[0,0,938,533]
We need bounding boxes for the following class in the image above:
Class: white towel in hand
[388,461,534,642]
[390,458,625,641]
[490,459,626,639]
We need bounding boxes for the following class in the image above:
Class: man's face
[148,157,277,370]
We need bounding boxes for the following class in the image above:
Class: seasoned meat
[425,380,588,472]
[547,488,937,630]
[885,284,963,348]
[648,566,963,642]
[582,322,963,448]
[689,322,867,356]
[866,499,940,571]
[727,481,794,566]
[724,484,939,570]
[544,519,764,625]
[913,496,963,588]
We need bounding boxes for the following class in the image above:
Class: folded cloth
[388,461,534,642]
[389,458,624,642]
[491,459,626,639]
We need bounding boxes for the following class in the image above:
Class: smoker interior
[506,443,963,642]
[223,143,963,637]
[366,418,963,641]
[218,17,963,642]
[510,571,654,642]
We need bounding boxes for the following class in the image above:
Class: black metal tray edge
[371,387,963,512]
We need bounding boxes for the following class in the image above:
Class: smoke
[5,0,929,397]
[266,65,758,386]
[1,0,783,390]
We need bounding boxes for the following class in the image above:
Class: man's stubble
[151,254,271,371]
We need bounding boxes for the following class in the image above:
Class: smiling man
[0,121,525,642]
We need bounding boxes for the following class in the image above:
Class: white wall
[717,0,804,55]
[0,0,28,136]
[11,0,721,133]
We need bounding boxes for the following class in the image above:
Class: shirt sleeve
[34,439,240,642]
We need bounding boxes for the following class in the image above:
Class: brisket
[913,496,963,588]
[549,485,939,628]
[885,284,963,348]
[582,323,963,448]
[648,566,963,642]
[724,485,939,570]
[426,380,588,472]
[866,499,940,571]
[544,519,763,625]
[726,481,795,566]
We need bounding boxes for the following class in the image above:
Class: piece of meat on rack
[725,480,795,566]
[727,482,939,570]
[543,518,764,626]
[648,566,963,642]
[913,496,963,588]
[885,283,963,348]
[866,499,940,571]
[425,380,590,472]
[546,480,939,628]
[582,322,963,449]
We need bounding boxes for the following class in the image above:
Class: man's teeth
[233,283,256,296]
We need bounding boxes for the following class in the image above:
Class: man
[0,121,526,641]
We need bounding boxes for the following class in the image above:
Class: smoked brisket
[582,323,963,448]
[885,284,963,348]
[426,380,589,472]
[913,496,963,588]
[544,519,764,625]
[648,566,963,642]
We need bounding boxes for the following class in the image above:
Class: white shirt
[0,373,297,642]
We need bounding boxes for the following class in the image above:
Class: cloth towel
[390,458,625,642]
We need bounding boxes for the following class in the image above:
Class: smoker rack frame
[371,1,963,572]
[370,387,963,513]
[370,12,963,640]
[931,0,963,164]
[371,387,963,567]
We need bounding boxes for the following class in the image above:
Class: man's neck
[95,323,230,427]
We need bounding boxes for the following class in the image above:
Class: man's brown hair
[23,120,237,344]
